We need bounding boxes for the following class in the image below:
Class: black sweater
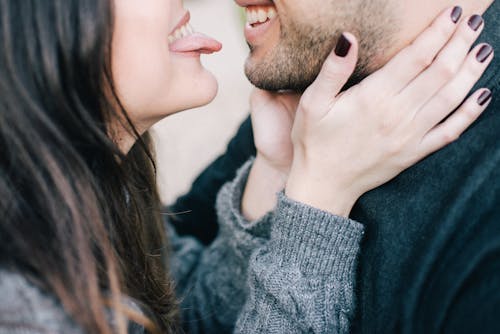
[171,3,500,333]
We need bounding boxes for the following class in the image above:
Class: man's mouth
[244,5,279,45]
[246,5,277,27]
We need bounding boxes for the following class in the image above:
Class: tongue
[169,32,222,54]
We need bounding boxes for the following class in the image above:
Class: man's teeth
[246,7,277,25]
[168,23,195,44]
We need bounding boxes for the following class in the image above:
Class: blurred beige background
[153,0,253,204]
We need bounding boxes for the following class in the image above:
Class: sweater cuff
[271,192,365,279]
[215,158,273,255]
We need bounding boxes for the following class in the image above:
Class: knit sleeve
[168,159,273,333]
[235,193,364,333]
[168,158,365,334]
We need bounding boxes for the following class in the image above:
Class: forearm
[236,193,365,333]
[242,155,288,221]
[169,160,272,333]
[169,116,256,244]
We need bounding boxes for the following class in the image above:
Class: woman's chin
[180,74,218,111]
[191,70,219,107]
[130,68,219,128]
[161,70,219,115]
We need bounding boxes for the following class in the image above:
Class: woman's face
[111,0,221,133]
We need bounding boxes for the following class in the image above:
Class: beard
[244,1,396,92]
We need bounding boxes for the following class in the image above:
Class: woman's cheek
[112,41,174,116]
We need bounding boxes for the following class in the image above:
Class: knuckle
[441,131,460,144]
[397,156,412,170]
[323,55,339,71]
[436,93,458,109]
[323,61,351,80]
[411,50,434,70]
[432,19,454,41]
[455,29,473,48]
[435,59,457,78]
[462,104,478,121]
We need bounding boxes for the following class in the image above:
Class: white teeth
[257,9,267,23]
[268,8,277,19]
[249,11,256,23]
[246,7,278,25]
[168,22,195,44]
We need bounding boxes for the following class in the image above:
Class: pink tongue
[169,32,222,54]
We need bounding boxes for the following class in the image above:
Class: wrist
[254,149,292,176]
[241,156,289,221]
[254,153,290,182]
[285,159,359,217]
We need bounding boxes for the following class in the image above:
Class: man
[171,0,499,333]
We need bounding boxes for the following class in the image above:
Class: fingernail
[476,44,493,63]
[477,89,492,106]
[451,6,463,23]
[335,34,352,57]
[468,15,484,31]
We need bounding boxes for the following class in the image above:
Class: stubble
[245,0,397,92]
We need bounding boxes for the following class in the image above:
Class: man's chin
[244,62,312,93]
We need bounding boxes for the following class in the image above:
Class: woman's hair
[0,1,179,333]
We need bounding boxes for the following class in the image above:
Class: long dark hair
[0,0,179,333]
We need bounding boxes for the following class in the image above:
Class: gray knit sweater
[0,160,364,333]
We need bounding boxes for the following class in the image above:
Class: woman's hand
[250,89,301,174]
[286,7,494,216]
[241,90,300,221]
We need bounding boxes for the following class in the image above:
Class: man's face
[235,0,399,92]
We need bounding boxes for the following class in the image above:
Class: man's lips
[243,4,278,45]
[235,0,274,7]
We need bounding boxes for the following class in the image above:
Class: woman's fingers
[419,88,492,157]
[400,14,485,110]
[415,43,494,131]
[371,7,461,94]
[300,33,358,120]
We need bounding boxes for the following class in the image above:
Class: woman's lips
[168,10,222,55]
[170,11,191,36]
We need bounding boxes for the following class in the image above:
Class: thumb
[303,33,359,117]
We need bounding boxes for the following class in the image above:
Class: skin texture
[244,0,493,91]
[111,0,219,152]
[245,0,397,91]
[241,0,494,219]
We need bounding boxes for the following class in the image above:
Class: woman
[0,0,493,333]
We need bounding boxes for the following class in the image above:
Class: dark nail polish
[468,15,484,31]
[478,90,492,106]
[476,44,493,63]
[335,34,352,57]
[451,6,463,23]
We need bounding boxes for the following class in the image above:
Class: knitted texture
[0,160,364,333]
